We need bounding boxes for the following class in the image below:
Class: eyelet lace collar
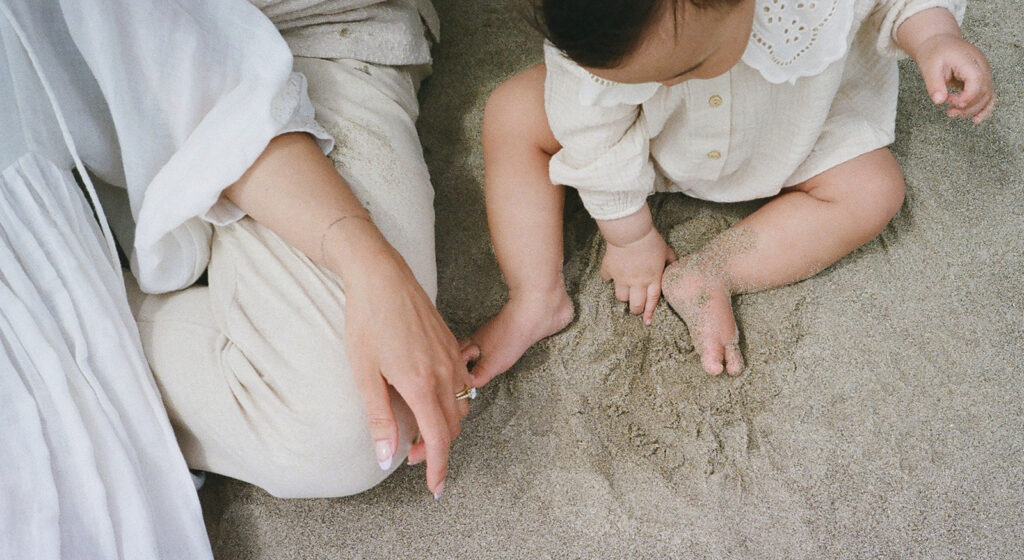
[570,0,856,107]
[742,0,856,84]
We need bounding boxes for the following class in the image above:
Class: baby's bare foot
[663,261,744,376]
[462,288,573,387]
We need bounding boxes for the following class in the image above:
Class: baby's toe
[724,343,745,376]
[460,342,481,363]
[699,343,726,376]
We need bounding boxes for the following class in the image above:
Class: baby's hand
[600,228,677,325]
[914,34,995,124]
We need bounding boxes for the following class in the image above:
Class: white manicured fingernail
[375,440,393,471]
[433,480,446,500]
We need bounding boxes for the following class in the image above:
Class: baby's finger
[469,350,502,388]
[614,281,629,303]
[642,283,660,325]
[920,61,951,105]
[961,89,994,118]
[628,285,646,315]
[950,64,985,108]
[973,96,996,124]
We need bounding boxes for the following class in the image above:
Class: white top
[545,0,966,221]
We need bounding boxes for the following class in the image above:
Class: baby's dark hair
[535,0,744,69]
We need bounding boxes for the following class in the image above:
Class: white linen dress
[0,0,434,555]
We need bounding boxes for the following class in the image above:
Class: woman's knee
[244,386,418,499]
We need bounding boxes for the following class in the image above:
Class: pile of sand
[200,1,1023,557]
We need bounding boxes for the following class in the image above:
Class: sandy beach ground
[200,1,1024,557]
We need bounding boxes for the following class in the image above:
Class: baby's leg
[664,148,906,376]
[463,64,574,387]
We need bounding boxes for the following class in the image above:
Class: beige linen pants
[128,57,436,498]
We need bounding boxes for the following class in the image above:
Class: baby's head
[537,0,754,86]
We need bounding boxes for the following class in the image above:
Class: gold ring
[455,385,477,400]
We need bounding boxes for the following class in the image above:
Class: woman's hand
[224,132,468,498]
[327,218,470,499]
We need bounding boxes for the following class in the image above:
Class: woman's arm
[224,132,469,497]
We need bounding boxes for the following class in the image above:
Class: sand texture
[200,1,1024,557]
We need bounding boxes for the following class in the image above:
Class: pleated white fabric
[0,154,213,559]
[1,1,212,556]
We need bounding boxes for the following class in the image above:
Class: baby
[462,0,994,381]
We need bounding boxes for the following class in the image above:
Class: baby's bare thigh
[786,148,906,217]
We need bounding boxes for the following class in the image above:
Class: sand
[199,1,1024,557]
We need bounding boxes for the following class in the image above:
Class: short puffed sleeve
[871,0,967,58]
[544,42,658,221]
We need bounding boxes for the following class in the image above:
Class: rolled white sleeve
[61,0,328,293]
[544,43,656,221]
[204,70,334,227]
[873,0,967,59]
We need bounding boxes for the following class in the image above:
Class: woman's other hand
[324,217,471,499]
[225,132,468,498]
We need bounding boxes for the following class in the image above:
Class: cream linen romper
[544,0,966,221]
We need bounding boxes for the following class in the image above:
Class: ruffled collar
[572,0,856,107]
[742,0,856,84]
[578,74,661,108]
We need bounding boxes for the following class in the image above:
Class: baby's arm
[897,7,995,123]
[597,204,676,325]
[541,43,673,324]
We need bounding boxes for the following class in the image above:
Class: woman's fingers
[408,393,451,498]
[394,372,452,496]
[434,361,466,442]
[349,347,399,471]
